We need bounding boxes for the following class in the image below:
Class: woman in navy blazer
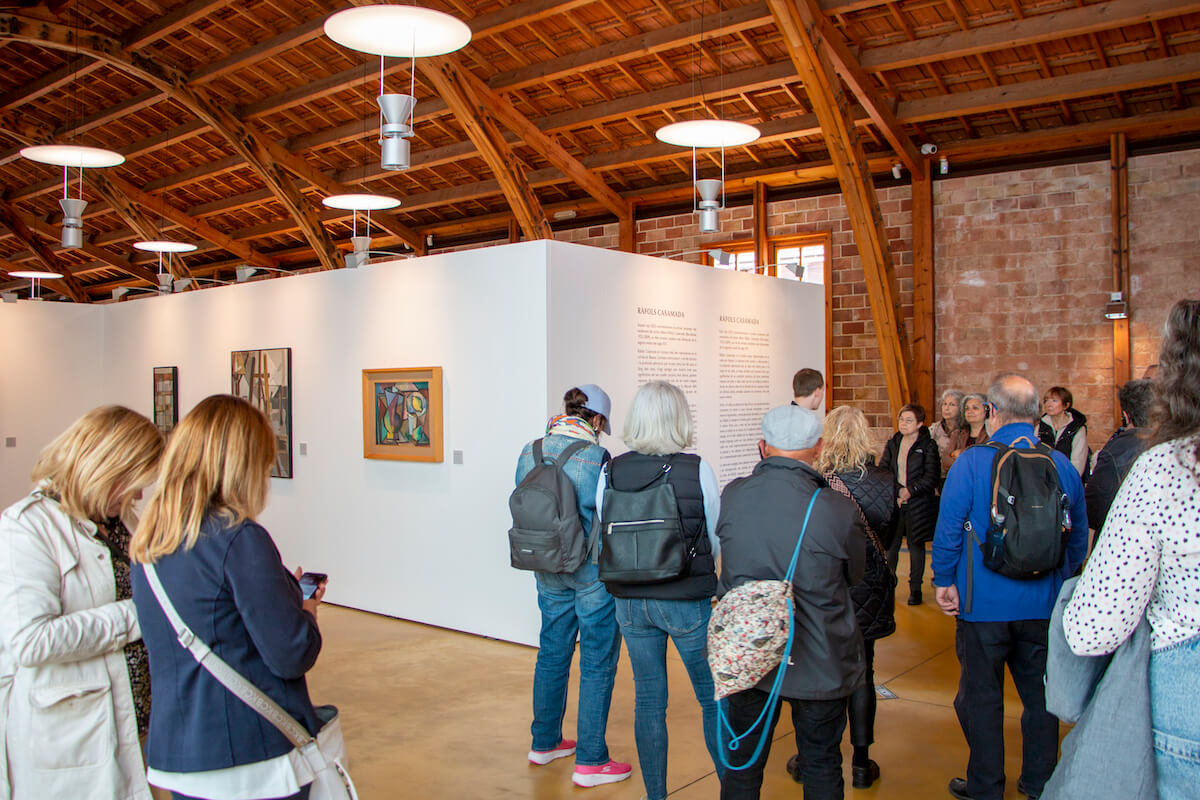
[130,395,325,800]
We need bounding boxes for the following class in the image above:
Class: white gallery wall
[0,240,823,646]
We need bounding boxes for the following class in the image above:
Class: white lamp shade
[133,240,198,253]
[9,270,64,279]
[322,193,402,210]
[324,5,471,57]
[20,144,125,168]
[655,120,761,148]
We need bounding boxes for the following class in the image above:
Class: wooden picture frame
[362,367,443,462]
[231,347,293,478]
[152,366,178,434]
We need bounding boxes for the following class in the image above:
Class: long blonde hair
[31,405,163,522]
[131,394,276,563]
[815,406,874,475]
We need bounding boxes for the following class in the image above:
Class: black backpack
[597,457,693,584]
[508,438,591,573]
[978,437,1071,579]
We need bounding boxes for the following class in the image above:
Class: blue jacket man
[932,373,1087,800]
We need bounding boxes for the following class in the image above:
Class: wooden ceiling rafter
[89,173,195,280]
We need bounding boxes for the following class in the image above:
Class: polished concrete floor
[307,565,1050,799]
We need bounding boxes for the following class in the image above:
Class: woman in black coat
[878,403,940,606]
[801,405,899,789]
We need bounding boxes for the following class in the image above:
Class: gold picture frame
[362,367,444,462]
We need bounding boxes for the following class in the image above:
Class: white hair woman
[0,405,164,800]
[598,380,723,800]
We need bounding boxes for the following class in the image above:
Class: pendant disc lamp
[323,5,471,57]
[321,194,402,211]
[132,241,198,253]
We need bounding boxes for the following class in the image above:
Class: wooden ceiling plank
[0,12,345,271]
[488,1,772,92]
[803,0,922,171]
[898,50,1200,122]
[467,0,593,39]
[861,0,1200,72]
[104,173,277,268]
[0,56,102,109]
[768,0,912,412]
[0,198,88,302]
[125,0,234,50]
[417,57,551,240]
[89,173,194,280]
[188,15,325,84]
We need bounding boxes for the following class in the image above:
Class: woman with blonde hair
[598,381,723,800]
[783,406,895,789]
[130,395,324,800]
[0,405,164,800]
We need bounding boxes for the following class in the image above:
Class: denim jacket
[515,431,610,538]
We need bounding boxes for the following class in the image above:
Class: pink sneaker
[572,759,633,787]
[528,739,576,765]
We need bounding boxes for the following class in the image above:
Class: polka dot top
[1064,437,1200,655]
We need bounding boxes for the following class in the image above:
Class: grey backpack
[508,438,591,573]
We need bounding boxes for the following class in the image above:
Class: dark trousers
[953,619,1059,800]
[848,638,876,748]
[720,688,847,800]
[885,507,926,590]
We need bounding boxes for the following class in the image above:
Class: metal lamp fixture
[1104,291,1129,320]
[20,145,124,250]
[10,269,64,300]
[322,193,401,210]
[695,179,724,234]
[133,240,198,253]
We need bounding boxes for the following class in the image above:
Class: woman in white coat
[0,406,164,800]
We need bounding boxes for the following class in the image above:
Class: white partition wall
[0,241,823,646]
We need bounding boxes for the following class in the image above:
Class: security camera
[920,143,938,155]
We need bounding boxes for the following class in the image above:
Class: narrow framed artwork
[362,367,443,462]
[231,347,293,478]
[152,366,178,435]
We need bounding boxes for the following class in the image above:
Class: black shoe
[1017,780,1041,799]
[948,777,974,800]
[908,588,923,605]
[785,754,803,783]
[851,759,880,788]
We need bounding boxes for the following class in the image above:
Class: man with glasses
[931,374,1088,800]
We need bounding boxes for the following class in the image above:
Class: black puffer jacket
[831,463,897,641]
[878,426,940,546]
[1085,427,1147,536]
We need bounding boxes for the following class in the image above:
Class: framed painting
[362,367,443,462]
[152,366,178,435]
[231,347,293,478]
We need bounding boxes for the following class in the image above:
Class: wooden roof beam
[0,198,88,302]
[801,0,921,173]
[0,12,344,272]
[425,54,628,221]
[418,56,552,240]
[124,0,235,50]
[19,212,159,284]
[861,0,1200,72]
[101,173,278,269]
[0,56,101,109]
[89,173,194,280]
[767,0,912,413]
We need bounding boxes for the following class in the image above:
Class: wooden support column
[619,201,636,253]
[0,198,88,302]
[753,183,769,274]
[1110,132,1131,428]
[768,0,913,415]
[508,218,521,243]
[419,57,552,241]
[911,159,935,410]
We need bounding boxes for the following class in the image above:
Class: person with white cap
[513,384,631,788]
[715,404,866,800]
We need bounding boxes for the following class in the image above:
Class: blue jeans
[1150,632,1200,800]
[532,560,621,766]
[615,596,724,800]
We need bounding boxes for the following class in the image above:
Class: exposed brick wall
[933,163,1116,450]
[1128,149,1200,378]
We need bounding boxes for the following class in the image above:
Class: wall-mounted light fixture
[940,156,950,175]
[892,163,902,180]
[1104,291,1128,320]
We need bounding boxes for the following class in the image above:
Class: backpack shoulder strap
[553,438,590,467]
[533,437,545,464]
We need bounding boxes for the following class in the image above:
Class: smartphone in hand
[299,572,328,600]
